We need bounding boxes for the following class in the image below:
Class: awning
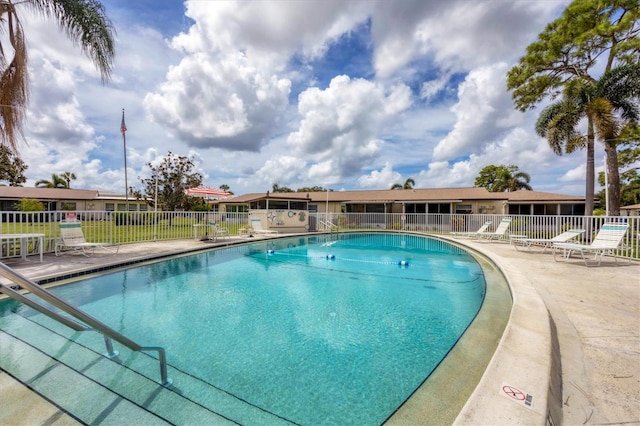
[185,186,232,199]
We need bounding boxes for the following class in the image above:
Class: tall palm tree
[536,78,596,215]
[593,63,640,215]
[60,171,77,188]
[0,0,116,151]
[390,177,415,190]
[536,64,640,215]
[35,173,67,188]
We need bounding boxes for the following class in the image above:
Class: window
[250,200,267,209]
[139,204,148,211]
[269,200,289,210]
[365,204,385,213]
[289,201,307,210]
[455,204,472,214]
[105,203,115,212]
[117,203,126,211]
[560,204,584,216]
[227,205,248,213]
[427,203,451,214]
[508,204,530,215]
[405,203,426,213]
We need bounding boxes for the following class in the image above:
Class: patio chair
[476,217,512,241]
[206,222,229,241]
[249,218,279,236]
[450,221,492,238]
[55,222,119,257]
[553,223,630,267]
[511,229,584,253]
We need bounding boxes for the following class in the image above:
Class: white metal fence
[1,210,638,261]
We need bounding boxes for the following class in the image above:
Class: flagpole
[121,109,129,212]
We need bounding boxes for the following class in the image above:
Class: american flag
[120,109,127,133]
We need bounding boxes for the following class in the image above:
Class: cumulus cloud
[357,162,403,188]
[253,155,309,188]
[288,75,411,180]
[432,63,515,161]
[144,52,291,151]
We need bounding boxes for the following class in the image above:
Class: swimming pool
[1,232,488,425]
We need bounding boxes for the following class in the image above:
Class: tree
[133,151,203,212]
[0,0,116,151]
[536,64,640,215]
[474,165,532,192]
[597,132,640,208]
[271,183,294,193]
[219,184,233,195]
[14,198,44,211]
[297,186,331,192]
[391,177,415,190]
[35,173,67,188]
[0,144,27,185]
[60,171,77,188]
[507,0,640,216]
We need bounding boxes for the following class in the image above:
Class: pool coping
[444,236,559,425]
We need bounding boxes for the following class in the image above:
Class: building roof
[0,187,99,200]
[621,204,640,210]
[0,186,585,205]
[218,187,585,204]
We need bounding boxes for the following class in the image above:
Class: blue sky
[15,0,607,197]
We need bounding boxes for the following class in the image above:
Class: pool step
[0,313,293,425]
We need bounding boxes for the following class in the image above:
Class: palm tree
[60,171,77,188]
[536,64,640,215]
[35,173,67,188]
[536,79,596,215]
[0,0,116,151]
[390,177,415,190]
[493,166,531,192]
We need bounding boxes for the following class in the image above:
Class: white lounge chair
[249,218,279,236]
[511,229,584,253]
[553,223,630,266]
[450,221,492,238]
[476,217,512,241]
[55,222,119,257]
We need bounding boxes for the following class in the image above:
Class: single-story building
[0,187,149,214]
[216,187,586,217]
[621,204,640,216]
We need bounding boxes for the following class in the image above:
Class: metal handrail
[0,263,171,386]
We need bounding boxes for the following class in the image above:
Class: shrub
[14,198,45,212]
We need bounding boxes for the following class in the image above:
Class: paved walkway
[458,238,640,425]
[1,236,638,425]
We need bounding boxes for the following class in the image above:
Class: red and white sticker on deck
[500,382,534,409]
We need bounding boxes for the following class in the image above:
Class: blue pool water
[7,233,485,425]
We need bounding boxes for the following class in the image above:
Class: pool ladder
[0,263,172,386]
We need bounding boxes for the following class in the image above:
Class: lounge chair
[476,217,512,241]
[511,229,584,253]
[553,223,630,266]
[55,222,119,257]
[450,221,492,238]
[249,218,279,236]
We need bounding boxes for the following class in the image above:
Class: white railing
[310,212,639,260]
[1,211,638,261]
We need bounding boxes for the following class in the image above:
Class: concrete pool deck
[0,235,638,425]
